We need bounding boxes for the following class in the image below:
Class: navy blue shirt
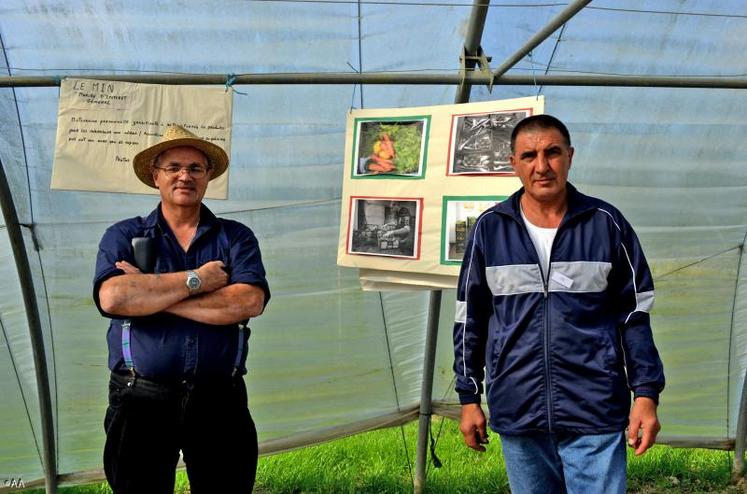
[93,204,270,381]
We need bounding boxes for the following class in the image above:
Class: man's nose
[174,168,195,180]
[536,153,550,171]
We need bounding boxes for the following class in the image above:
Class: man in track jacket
[453,114,664,494]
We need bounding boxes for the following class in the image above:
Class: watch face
[188,275,200,289]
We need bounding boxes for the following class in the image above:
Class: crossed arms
[98,259,266,325]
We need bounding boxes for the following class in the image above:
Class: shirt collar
[143,203,219,238]
[496,182,596,224]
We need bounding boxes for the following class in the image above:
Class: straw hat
[133,125,229,188]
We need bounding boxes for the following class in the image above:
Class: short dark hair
[510,114,571,152]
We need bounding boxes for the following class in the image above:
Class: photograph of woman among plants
[352,117,429,178]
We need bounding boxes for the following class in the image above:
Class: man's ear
[568,146,575,167]
[151,166,160,188]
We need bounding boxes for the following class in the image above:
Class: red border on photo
[346,195,424,260]
[445,107,534,177]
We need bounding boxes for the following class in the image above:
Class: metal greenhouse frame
[2,1,747,492]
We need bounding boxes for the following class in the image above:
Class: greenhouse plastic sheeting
[2,0,747,486]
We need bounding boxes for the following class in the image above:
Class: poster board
[337,96,545,289]
[51,78,233,199]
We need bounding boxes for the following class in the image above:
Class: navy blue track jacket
[453,184,665,435]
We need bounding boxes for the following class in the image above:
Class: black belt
[110,371,239,399]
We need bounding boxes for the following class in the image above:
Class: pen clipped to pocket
[131,237,156,273]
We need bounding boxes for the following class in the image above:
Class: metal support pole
[454,0,490,103]
[414,3,490,492]
[413,290,442,494]
[732,240,747,482]
[4,73,747,89]
[0,159,57,493]
[492,0,592,77]
[733,368,747,482]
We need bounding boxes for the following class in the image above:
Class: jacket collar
[494,182,597,225]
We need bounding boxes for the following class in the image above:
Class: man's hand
[459,403,489,452]
[115,260,141,274]
[195,260,229,294]
[628,396,660,456]
[100,259,230,317]
[115,259,228,296]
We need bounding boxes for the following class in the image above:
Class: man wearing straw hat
[93,125,270,493]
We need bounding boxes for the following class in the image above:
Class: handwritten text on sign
[52,78,233,198]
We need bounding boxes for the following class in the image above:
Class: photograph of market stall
[347,197,421,259]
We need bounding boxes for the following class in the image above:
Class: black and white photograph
[447,110,530,175]
[352,118,429,178]
[347,197,422,259]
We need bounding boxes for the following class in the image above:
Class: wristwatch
[186,270,202,295]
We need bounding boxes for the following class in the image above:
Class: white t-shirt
[520,206,558,279]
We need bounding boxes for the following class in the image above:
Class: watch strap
[186,269,201,295]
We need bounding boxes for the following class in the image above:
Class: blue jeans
[500,431,626,494]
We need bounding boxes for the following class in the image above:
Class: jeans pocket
[108,379,129,409]
[104,379,129,433]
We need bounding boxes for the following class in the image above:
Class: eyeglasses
[156,165,210,179]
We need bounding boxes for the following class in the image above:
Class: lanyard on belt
[232,322,250,377]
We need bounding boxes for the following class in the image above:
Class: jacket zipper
[517,214,556,433]
[542,274,553,432]
[502,192,595,433]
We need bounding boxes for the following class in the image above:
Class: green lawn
[27,419,744,493]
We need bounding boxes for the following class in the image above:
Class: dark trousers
[104,372,258,494]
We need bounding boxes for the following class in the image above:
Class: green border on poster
[440,195,507,266]
[350,115,431,180]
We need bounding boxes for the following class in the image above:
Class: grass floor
[30,419,746,493]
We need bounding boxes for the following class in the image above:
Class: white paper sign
[51,78,233,199]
